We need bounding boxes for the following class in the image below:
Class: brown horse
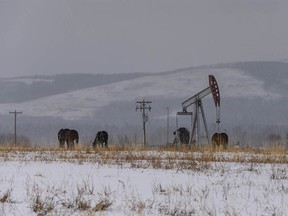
[58,129,79,149]
[65,129,79,150]
[211,133,228,149]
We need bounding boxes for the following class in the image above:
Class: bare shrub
[130,201,146,214]
[92,186,113,212]
[153,183,195,216]
[62,182,92,211]
[124,188,146,214]
[77,179,94,196]
[0,189,13,203]
[92,199,112,212]
[31,188,55,216]
[75,196,91,211]
[62,184,114,212]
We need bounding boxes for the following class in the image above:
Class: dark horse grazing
[93,131,108,148]
[172,127,190,146]
[58,128,70,148]
[58,128,79,149]
[66,129,79,150]
[211,132,228,149]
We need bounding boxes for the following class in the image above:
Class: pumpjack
[177,75,220,147]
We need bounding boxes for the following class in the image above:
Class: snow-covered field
[0,149,287,216]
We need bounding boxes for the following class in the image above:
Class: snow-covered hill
[0,62,284,121]
[1,61,288,145]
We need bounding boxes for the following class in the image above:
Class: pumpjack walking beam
[181,75,220,146]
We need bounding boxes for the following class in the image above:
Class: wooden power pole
[136,100,152,146]
[9,110,22,147]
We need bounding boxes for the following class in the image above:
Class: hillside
[0,61,288,145]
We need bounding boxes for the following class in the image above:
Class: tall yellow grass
[0,144,287,166]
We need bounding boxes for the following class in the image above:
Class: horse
[211,132,228,149]
[57,128,70,148]
[65,129,79,150]
[93,131,108,148]
[58,128,79,149]
[172,127,190,146]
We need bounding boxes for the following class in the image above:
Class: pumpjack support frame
[180,75,220,146]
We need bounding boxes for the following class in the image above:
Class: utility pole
[9,110,22,147]
[136,100,152,146]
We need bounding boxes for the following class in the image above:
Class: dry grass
[0,144,287,169]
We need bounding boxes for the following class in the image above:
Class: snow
[0,68,281,120]
[6,78,54,85]
[0,150,287,215]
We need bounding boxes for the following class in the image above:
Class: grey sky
[1,0,288,78]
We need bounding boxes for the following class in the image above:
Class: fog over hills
[0,61,288,146]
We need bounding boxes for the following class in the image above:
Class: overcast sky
[1,0,288,78]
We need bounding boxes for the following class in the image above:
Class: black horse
[172,127,190,146]
[58,128,79,149]
[58,128,70,148]
[93,131,108,148]
[211,132,228,149]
